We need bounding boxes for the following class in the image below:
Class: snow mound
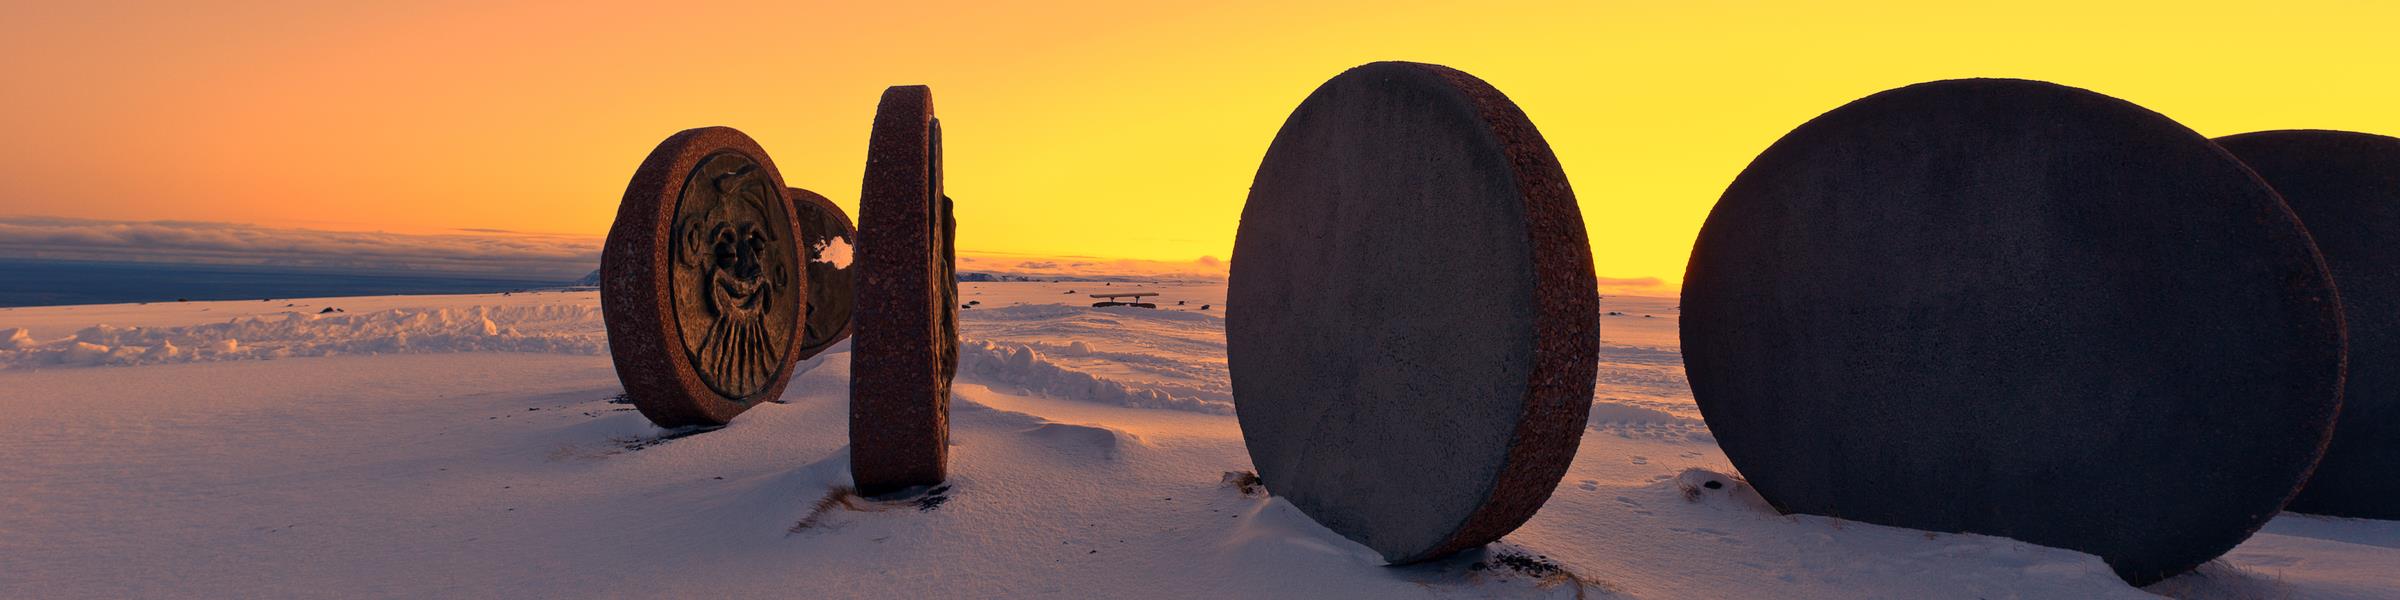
[0,305,605,369]
[1000,338,1231,393]
[1670,468,1777,513]
[1019,422,1151,459]
[959,338,1234,414]
[951,396,1151,460]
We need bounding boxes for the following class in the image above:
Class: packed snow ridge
[0,291,1649,428]
[0,305,605,369]
[0,296,1244,418]
[960,339,1234,414]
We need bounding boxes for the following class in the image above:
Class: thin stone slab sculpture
[1681,79,2346,585]
[1228,61,1599,564]
[2219,129,2400,521]
[851,85,960,497]
[602,126,808,428]
[788,187,858,361]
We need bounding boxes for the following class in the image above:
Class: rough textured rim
[601,126,806,428]
[1234,61,1598,564]
[1393,62,1599,564]
[788,186,857,361]
[850,85,957,497]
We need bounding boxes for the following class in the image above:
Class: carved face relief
[670,152,799,400]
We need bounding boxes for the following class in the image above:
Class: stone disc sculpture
[850,85,960,497]
[2218,129,2400,521]
[787,187,858,361]
[602,126,808,428]
[1681,79,2345,585]
[1228,61,1598,564]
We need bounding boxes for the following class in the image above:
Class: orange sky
[7,1,2400,291]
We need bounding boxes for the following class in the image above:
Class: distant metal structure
[1089,292,1158,308]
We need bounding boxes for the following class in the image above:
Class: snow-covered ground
[1,283,2392,598]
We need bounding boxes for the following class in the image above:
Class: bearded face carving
[670,152,798,400]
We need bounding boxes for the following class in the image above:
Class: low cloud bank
[0,216,600,280]
[959,251,1229,282]
[1598,276,1670,295]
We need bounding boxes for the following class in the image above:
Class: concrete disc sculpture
[2218,129,2400,521]
[787,187,858,361]
[1681,79,2345,585]
[1228,61,1599,564]
[850,85,960,497]
[602,126,808,428]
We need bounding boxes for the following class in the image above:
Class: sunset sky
[6,1,2399,290]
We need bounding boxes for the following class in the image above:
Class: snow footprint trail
[0,304,606,369]
[1588,338,1712,443]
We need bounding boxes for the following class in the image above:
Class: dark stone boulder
[1681,79,2344,585]
[2219,129,2400,520]
[1229,61,1597,564]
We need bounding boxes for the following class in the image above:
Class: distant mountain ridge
[957,272,1048,283]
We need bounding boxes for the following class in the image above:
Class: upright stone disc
[1681,79,2344,585]
[850,85,959,497]
[788,187,858,361]
[602,126,808,428]
[2219,129,2400,521]
[1228,61,1598,564]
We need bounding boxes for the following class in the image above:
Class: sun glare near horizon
[5,1,2399,290]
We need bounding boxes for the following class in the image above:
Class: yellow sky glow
[6,1,2399,290]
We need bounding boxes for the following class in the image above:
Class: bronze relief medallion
[672,152,800,398]
[603,127,807,428]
